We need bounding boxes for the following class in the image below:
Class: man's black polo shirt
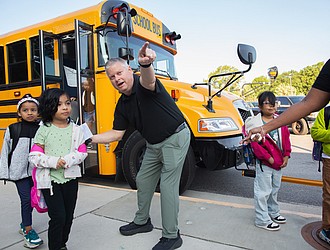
[313,59,330,92]
[113,74,184,144]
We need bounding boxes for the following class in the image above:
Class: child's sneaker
[256,222,280,231]
[319,229,330,245]
[272,215,287,224]
[19,223,25,235]
[24,229,43,249]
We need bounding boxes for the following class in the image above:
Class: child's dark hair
[38,88,70,124]
[258,91,277,107]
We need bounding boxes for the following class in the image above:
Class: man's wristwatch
[138,62,152,68]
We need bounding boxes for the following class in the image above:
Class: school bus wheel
[121,130,146,190]
[121,130,197,194]
[179,146,197,194]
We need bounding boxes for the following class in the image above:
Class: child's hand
[56,157,66,169]
[268,157,274,165]
[280,156,289,168]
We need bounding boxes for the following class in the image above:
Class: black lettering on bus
[133,14,157,33]
[152,23,161,36]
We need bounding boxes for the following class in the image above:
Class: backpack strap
[324,106,330,129]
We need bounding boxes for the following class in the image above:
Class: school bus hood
[161,79,247,138]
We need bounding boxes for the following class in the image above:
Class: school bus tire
[121,130,196,194]
[179,146,197,194]
[121,130,146,190]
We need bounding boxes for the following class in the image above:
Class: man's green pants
[134,126,190,238]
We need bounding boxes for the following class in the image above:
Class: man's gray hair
[104,58,129,78]
[105,58,128,70]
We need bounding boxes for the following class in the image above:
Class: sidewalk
[0,181,325,250]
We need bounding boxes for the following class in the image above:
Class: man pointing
[92,42,190,250]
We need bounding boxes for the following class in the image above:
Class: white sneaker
[256,222,280,231]
[272,215,287,224]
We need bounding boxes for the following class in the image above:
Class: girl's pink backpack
[31,167,48,213]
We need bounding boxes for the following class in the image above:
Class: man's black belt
[174,122,186,133]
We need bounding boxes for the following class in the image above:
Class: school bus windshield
[98,28,177,79]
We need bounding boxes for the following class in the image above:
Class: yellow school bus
[0,1,255,193]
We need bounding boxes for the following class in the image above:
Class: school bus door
[39,21,99,174]
[38,30,63,91]
[74,20,98,174]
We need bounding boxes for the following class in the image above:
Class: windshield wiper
[153,68,173,80]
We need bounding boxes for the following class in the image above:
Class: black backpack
[312,106,330,172]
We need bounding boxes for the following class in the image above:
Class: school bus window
[44,37,57,76]
[155,60,167,72]
[0,46,5,84]
[98,29,177,79]
[63,35,76,69]
[79,30,93,71]
[30,36,40,80]
[98,34,108,67]
[63,36,77,88]
[7,40,28,83]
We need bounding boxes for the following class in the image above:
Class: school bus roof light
[165,32,182,45]
[111,3,137,19]
[111,3,127,19]
[111,3,137,37]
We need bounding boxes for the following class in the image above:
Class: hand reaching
[240,126,265,144]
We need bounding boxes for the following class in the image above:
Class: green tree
[269,71,298,96]
[241,76,270,101]
[296,62,324,94]
[206,65,241,94]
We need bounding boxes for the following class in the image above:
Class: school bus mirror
[118,47,134,61]
[116,11,132,37]
[237,44,256,65]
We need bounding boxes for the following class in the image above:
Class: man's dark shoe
[119,218,153,236]
[152,230,183,250]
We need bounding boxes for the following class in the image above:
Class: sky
[1,0,330,84]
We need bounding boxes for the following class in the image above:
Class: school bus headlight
[198,118,238,132]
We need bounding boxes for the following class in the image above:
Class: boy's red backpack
[31,167,48,213]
